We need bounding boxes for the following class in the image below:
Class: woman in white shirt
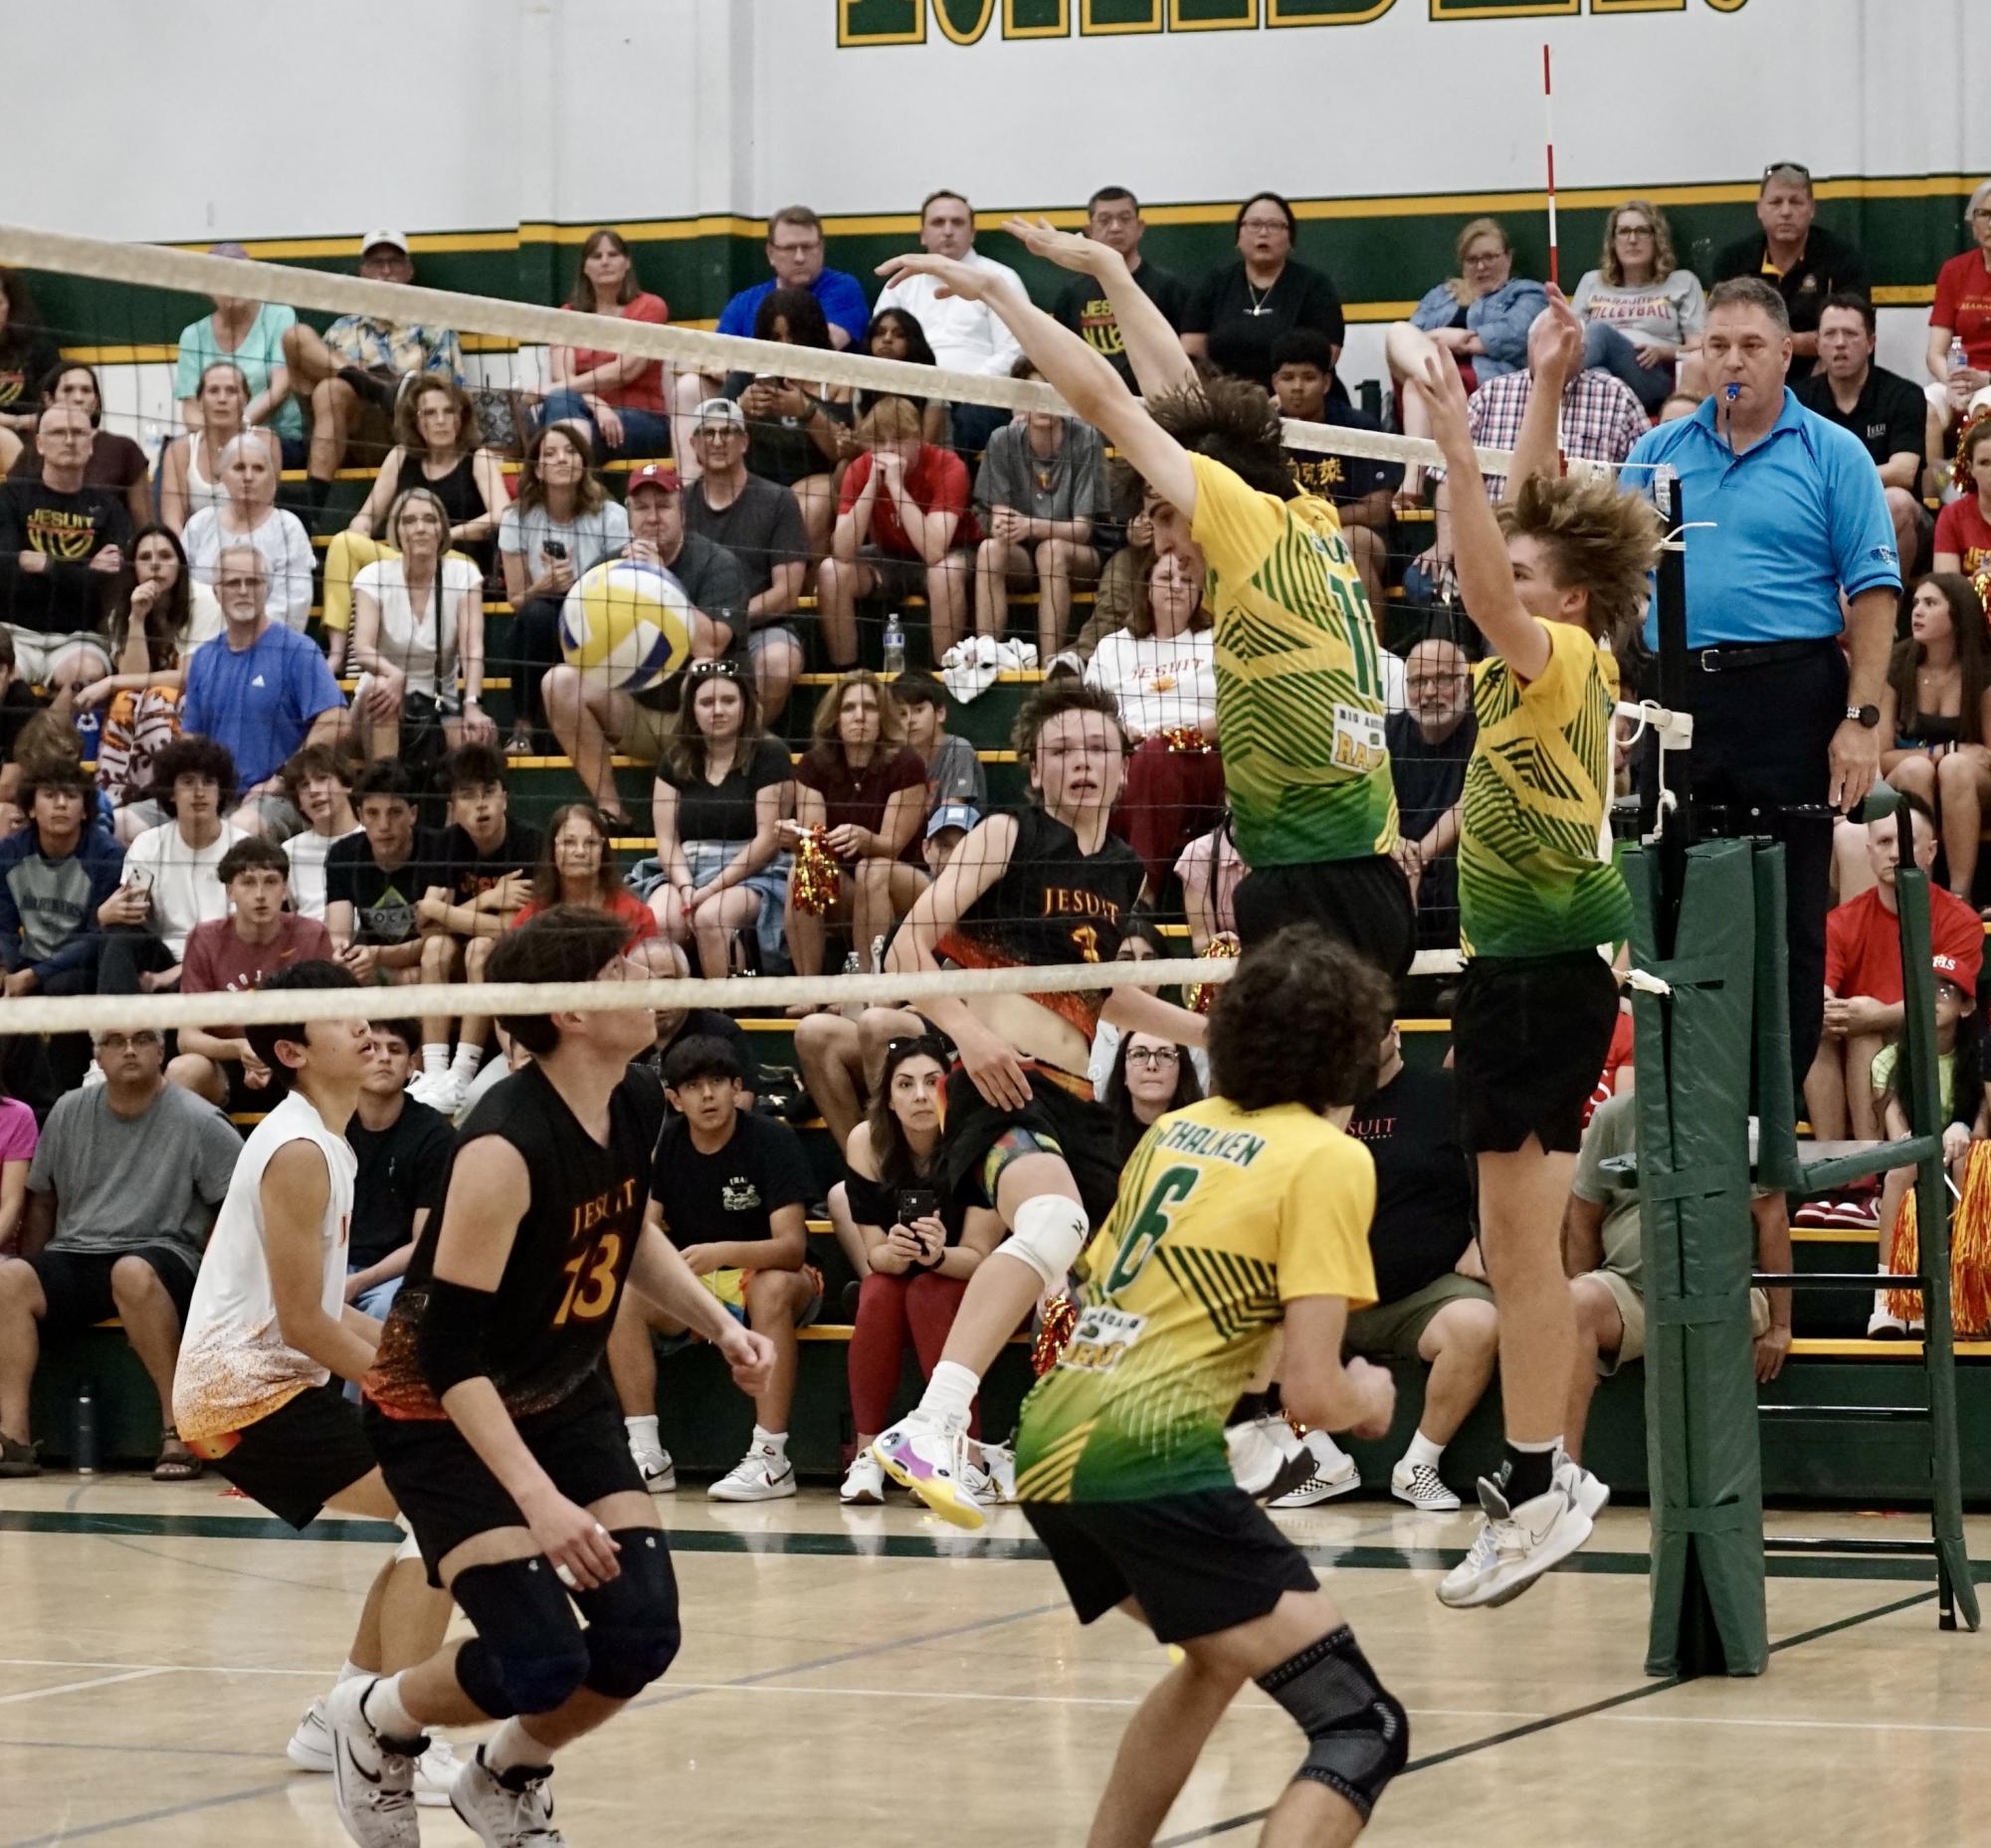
[1084,548,1224,889]
[346,487,493,758]
[158,363,261,534]
[181,433,315,632]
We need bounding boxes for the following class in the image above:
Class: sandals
[153,1434,202,1483]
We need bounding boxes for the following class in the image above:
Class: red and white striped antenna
[1542,42,1559,289]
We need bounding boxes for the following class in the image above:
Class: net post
[1652,469,1693,947]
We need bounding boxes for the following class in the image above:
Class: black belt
[1691,638,1836,674]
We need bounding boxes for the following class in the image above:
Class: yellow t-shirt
[1188,453,1399,869]
[1459,619,1630,960]
[1014,1096,1377,1505]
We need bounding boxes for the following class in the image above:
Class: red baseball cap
[625,463,682,497]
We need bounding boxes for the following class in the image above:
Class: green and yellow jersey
[1014,1096,1377,1506]
[1458,619,1631,961]
[1188,453,1399,871]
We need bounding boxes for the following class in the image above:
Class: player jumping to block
[872,679,1208,1528]
[170,962,459,1816]
[340,906,774,1848]
[1016,924,1407,1848]
[884,222,1413,974]
[1399,294,1663,1607]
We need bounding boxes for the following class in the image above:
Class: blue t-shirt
[715,269,871,346]
[1627,389,1901,649]
[181,623,344,789]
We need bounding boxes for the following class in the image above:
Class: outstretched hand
[1395,328,1473,453]
[1003,216,1115,277]
[876,252,995,303]
[1526,284,1586,380]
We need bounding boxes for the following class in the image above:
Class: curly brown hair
[1494,473,1664,651]
[1207,924,1396,1115]
[391,374,483,456]
[1111,374,1296,509]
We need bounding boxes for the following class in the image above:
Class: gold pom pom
[1186,930,1241,1016]
[1953,406,1991,498]
[1031,1294,1079,1376]
[790,825,841,916]
[1160,724,1212,755]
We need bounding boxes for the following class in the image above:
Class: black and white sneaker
[323,1678,423,1847]
[1268,1431,1361,1507]
[1437,1476,1595,1610]
[1390,1457,1462,1513]
[452,1745,565,1845]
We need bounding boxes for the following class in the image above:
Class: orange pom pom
[791,825,841,916]
[1186,930,1241,1015]
[1031,1294,1079,1376]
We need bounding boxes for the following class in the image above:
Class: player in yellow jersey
[877,225,1413,977]
[1014,924,1404,1848]
[1399,293,1664,1609]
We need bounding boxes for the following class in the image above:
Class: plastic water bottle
[882,611,905,678]
[74,1383,99,1476]
[1950,335,1972,412]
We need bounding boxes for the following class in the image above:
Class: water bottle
[1951,335,1973,413]
[74,1383,99,1476]
[882,611,906,678]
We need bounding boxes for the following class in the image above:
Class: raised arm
[1506,287,1584,500]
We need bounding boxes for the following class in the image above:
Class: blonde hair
[1599,199,1681,289]
[858,397,923,446]
[386,486,452,552]
[1444,217,1511,308]
[1495,474,1664,650]
[807,669,905,768]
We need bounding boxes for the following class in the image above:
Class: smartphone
[542,539,568,562]
[897,1187,940,1228]
[124,868,152,896]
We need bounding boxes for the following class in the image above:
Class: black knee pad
[450,1557,591,1718]
[572,1528,682,1699]
[1256,1625,1409,1823]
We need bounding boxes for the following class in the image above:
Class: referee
[1623,276,1901,1092]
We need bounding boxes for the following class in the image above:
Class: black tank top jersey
[935,806,1146,1041]
[365,1061,666,1422]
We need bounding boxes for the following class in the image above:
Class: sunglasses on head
[1763,161,1811,182]
[887,1035,949,1065]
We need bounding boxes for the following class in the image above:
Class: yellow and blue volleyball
[558,558,694,694]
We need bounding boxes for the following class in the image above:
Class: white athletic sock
[421,1043,449,1078]
[335,1659,367,1685]
[753,1424,788,1454]
[450,1041,483,1081]
[361,1673,419,1741]
[1402,1429,1445,1473]
[626,1414,661,1452]
[922,1360,979,1429]
[485,1716,554,1776]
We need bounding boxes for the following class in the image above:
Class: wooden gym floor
[1,1476,1985,1847]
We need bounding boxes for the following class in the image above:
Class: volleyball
[558,558,694,694]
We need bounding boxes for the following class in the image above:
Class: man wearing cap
[172,246,307,465]
[1806,793,1983,1140]
[541,463,746,820]
[279,230,465,520]
[683,398,810,720]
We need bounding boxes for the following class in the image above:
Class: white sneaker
[1867,1301,1920,1337]
[451,1745,565,1846]
[708,1441,797,1502]
[408,1070,469,1116]
[1553,1454,1611,1524]
[976,1441,1017,1505]
[1269,1432,1361,1508]
[1224,1413,1288,1499]
[323,1677,422,1847]
[840,1450,886,1505]
[873,1408,983,1530]
[630,1443,676,1494]
[1390,1457,1462,1514]
[1437,1477,1595,1610]
[290,1697,459,1808]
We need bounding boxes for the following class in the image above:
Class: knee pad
[572,1529,683,1699]
[450,1558,590,1719]
[994,1193,1090,1296]
[1256,1625,1409,1824]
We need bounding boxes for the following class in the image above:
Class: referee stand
[1626,479,1977,1680]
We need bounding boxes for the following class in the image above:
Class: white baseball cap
[359,228,411,258]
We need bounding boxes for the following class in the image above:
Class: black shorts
[1232,854,1415,979]
[365,1374,643,1584]
[27,1245,198,1335]
[1454,950,1620,1155]
[193,1384,379,1530]
[1022,1489,1319,1645]
[936,1064,1122,1228]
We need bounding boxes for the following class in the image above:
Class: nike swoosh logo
[344,1742,383,1786]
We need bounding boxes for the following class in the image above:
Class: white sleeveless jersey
[173,1091,356,1442]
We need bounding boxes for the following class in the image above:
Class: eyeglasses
[1763,161,1811,182]
[1463,248,1507,267]
[96,1032,161,1052]
[1406,672,1467,692]
[1615,224,1656,238]
[1239,218,1291,234]
[1126,1046,1180,1068]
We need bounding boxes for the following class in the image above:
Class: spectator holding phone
[836,1034,1003,1506]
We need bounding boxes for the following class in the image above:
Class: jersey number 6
[1103,1165,1200,1295]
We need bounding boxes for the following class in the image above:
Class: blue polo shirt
[716,269,871,346]
[1625,388,1900,649]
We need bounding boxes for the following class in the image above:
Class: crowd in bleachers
[0,165,1988,1495]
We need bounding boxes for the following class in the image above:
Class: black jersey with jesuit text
[936,806,1145,1042]
[364,1062,666,1422]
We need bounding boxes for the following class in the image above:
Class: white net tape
[0,948,1465,1038]
[0,220,1615,477]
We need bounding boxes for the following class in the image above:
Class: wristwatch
[1846,704,1881,728]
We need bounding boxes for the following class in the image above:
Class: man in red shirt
[169,837,333,1107]
[1805,794,1984,1137]
[818,396,981,669]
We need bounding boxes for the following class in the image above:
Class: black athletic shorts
[1232,854,1415,980]
[365,1373,644,1584]
[1454,949,1621,1155]
[190,1383,379,1530]
[936,1063,1121,1228]
[1022,1489,1319,1645]
[27,1245,198,1335]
